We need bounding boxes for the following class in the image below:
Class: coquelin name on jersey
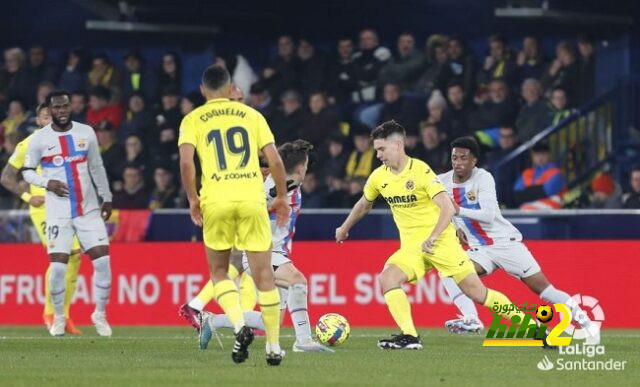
[199,107,247,122]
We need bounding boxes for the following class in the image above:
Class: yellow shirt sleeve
[363,170,379,202]
[178,113,197,146]
[255,113,275,149]
[424,166,447,199]
[8,139,27,169]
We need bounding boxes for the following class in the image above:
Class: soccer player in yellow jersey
[179,65,290,365]
[0,102,82,335]
[335,120,525,349]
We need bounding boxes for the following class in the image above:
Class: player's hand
[456,228,469,246]
[335,226,349,243]
[29,195,45,207]
[101,202,113,221]
[46,180,69,197]
[271,196,291,228]
[189,198,203,227]
[422,237,437,254]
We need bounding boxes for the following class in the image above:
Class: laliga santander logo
[564,294,605,340]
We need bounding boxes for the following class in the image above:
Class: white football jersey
[264,175,302,256]
[439,167,521,247]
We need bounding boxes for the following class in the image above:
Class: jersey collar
[205,98,230,104]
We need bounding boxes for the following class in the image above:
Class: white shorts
[242,251,292,310]
[467,242,541,279]
[46,210,109,254]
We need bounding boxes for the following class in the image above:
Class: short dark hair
[278,139,313,174]
[450,136,480,158]
[35,101,49,115]
[45,90,72,105]
[371,120,406,140]
[202,65,230,90]
[446,81,464,91]
[90,86,111,101]
[488,34,508,45]
[532,142,550,153]
[630,165,640,175]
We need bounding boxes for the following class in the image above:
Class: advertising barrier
[1,241,637,327]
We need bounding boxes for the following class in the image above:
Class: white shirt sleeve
[87,129,112,202]
[21,134,49,188]
[457,171,498,223]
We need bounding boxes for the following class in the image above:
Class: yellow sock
[239,273,258,311]
[228,264,239,281]
[43,266,54,316]
[195,280,216,308]
[213,280,244,331]
[258,289,281,346]
[384,288,418,337]
[483,288,526,321]
[64,252,82,318]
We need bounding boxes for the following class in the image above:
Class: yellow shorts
[29,207,81,252]
[201,201,271,252]
[385,234,475,284]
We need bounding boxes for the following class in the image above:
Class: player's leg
[45,217,74,336]
[29,210,55,329]
[239,272,258,311]
[63,244,82,335]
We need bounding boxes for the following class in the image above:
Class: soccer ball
[536,305,554,323]
[315,313,350,346]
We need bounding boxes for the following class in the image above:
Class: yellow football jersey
[178,98,275,204]
[363,158,456,245]
[8,134,47,200]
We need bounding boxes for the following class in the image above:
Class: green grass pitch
[0,327,638,386]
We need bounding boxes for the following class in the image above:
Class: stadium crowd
[1,30,639,210]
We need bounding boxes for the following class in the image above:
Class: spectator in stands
[88,53,121,101]
[319,133,349,193]
[112,164,150,209]
[0,132,22,208]
[155,85,182,132]
[446,81,474,139]
[514,142,566,210]
[485,126,527,207]
[541,41,579,106]
[478,34,517,87]
[296,38,326,97]
[588,172,622,209]
[414,123,449,174]
[120,93,156,144]
[116,134,150,186]
[345,124,378,180]
[327,38,358,106]
[299,92,339,149]
[248,82,276,122]
[517,36,546,82]
[86,86,124,129]
[158,52,181,96]
[35,81,54,106]
[261,35,298,99]
[96,121,125,187]
[422,89,452,138]
[0,48,33,111]
[378,82,422,135]
[343,177,367,207]
[271,90,305,144]
[515,78,548,142]
[378,32,425,90]
[180,91,204,116]
[1,100,27,138]
[215,51,257,100]
[301,171,327,208]
[547,87,571,126]
[469,78,518,131]
[576,34,596,106]
[27,46,58,85]
[151,123,179,174]
[352,28,391,102]
[70,91,87,123]
[148,165,179,209]
[415,35,452,96]
[58,47,88,93]
[121,50,157,103]
[446,36,477,101]
[622,165,640,208]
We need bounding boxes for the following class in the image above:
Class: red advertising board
[1,241,637,327]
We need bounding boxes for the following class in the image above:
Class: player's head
[45,90,72,128]
[450,136,480,179]
[279,139,313,183]
[35,101,51,128]
[200,64,231,98]
[371,120,406,166]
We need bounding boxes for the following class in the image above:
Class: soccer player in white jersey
[438,136,600,345]
[21,90,114,337]
[198,139,332,353]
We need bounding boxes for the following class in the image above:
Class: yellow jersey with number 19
[178,98,275,204]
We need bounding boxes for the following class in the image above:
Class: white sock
[188,298,205,311]
[442,276,478,319]
[540,285,591,328]
[287,283,312,342]
[92,256,112,313]
[49,262,67,317]
[209,311,265,330]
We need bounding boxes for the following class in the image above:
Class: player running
[438,136,600,345]
[21,90,114,337]
[335,120,529,350]
[178,65,290,366]
[197,140,333,353]
[1,102,83,335]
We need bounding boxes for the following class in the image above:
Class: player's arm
[422,191,455,254]
[87,129,113,220]
[1,163,27,197]
[336,195,374,243]
[179,143,202,227]
[262,142,290,227]
[21,138,68,197]
[455,173,497,223]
